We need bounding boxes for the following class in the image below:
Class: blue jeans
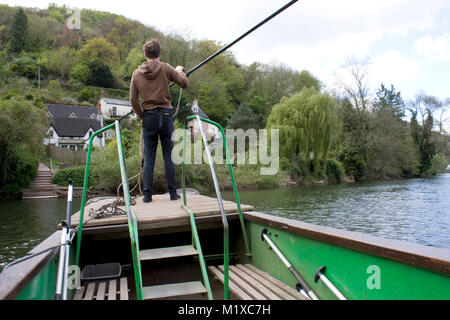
[142,108,177,196]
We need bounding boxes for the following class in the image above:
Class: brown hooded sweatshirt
[130,60,189,119]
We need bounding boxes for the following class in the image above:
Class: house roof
[50,118,103,138]
[102,98,131,106]
[46,104,99,120]
[192,105,209,119]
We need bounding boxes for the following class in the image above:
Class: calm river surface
[222,173,450,250]
[1,174,449,270]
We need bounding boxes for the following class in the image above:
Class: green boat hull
[3,211,449,300]
[243,212,450,300]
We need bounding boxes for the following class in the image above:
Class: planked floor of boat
[209,264,308,300]
[69,194,254,229]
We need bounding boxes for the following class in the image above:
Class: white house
[187,100,220,142]
[98,97,137,120]
[45,104,106,150]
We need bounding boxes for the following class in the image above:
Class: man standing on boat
[130,38,189,203]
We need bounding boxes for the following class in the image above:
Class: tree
[267,88,336,176]
[408,92,443,175]
[80,37,119,68]
[0,99,47,198]
[373,83,405,120]
[121,47,146,80]
[227,103,263,130]
[336,58,371,178]
[337,100,368,181]
[86,61,114,88]
[367,84,418,179]
[294,70,321,93]
[107,16,138,62]
[9,8,28,54]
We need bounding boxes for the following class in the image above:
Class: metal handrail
[74,119,143,300]
[182,115,252,300]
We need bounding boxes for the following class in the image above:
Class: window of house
[69,145,76,151]
[112,107,117,117]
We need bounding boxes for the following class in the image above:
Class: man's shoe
[143,194,152,203]
[170,193,181,201]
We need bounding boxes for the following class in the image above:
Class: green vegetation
[52,166,86,187]
[0,4,448,198]
[0,99,47,199]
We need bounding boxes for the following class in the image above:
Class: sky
[2,0,450,110]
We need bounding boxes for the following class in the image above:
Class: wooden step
[143,281,207,300]
[140,245,198,261]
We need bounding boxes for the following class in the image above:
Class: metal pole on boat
[62,180,74,300]
[195,115,230,300]
[261,229,319,300]
[314,266,347,300]
[55,180,73,300]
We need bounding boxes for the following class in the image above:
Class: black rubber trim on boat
[314,266,326,283]
[261,228,268,242]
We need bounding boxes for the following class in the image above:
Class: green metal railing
[182,115,251,300]
[74,120,143,300]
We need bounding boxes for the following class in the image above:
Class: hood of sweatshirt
[137,60,162,80]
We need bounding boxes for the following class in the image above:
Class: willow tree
[267,88,336,176]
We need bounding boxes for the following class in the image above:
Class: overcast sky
[3,0,450,106]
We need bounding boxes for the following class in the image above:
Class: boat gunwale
[244,211,450,275]
[0,231,61,300]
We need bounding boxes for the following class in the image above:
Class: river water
[1,174,449,270]
[222,173,450,250]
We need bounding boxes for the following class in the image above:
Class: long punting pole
[170,0,299,86]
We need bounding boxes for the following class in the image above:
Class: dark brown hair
[143,39,161,59]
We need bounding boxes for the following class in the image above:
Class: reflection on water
[0,198,81,270]
[222,174,450,250]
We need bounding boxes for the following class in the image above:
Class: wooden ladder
[140,245,208,300]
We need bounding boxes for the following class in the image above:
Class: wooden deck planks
[236,265,295,300]
[119,277,129,301]
[244,264,307,300]
[210,264,307,301]
[229,266,280,300]
[69,194,254,229]
[73,287,85,300]
[108,280,117,301]
[83,283,95,300]
[96,282,106,300]
[72,279,129,300]
[218,266,266,300]
[208,266,253,300]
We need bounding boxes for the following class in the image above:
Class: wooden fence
[48,146,86,165]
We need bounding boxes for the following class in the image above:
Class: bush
[79,88,92,102]
[326,158,344,184]
[9,56,38,79]
[52,166,87,187]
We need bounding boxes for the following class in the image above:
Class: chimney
[96,90,105,115]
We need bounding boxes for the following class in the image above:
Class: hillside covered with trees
[0,4,448,199]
